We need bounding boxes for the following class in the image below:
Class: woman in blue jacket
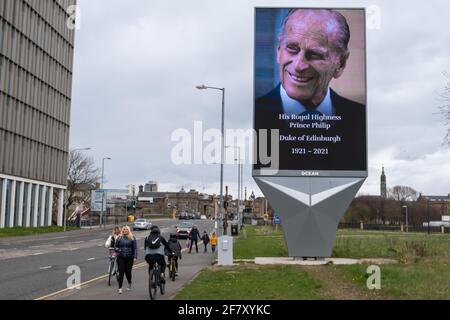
[114,226,137,294]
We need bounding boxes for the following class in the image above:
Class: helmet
[150,225,160,234]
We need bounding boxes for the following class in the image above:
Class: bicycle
[148,259,165,300]
[168,254,177,282]
[107,249,119,286]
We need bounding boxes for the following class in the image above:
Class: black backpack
[146,233,161,249]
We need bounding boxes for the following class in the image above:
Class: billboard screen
[254,8,367,174]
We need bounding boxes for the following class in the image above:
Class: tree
[66,150,101,211]
[388,185,418,202]
[439,72,450,145]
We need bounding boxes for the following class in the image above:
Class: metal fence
[338,222,449,234]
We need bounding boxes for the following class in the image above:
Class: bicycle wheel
[160,273,165,295]
[148,269,157,300]
[108,259,114,286]
[170,260,176,282]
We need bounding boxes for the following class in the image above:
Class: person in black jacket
[165,233,182,275]
[188,226,201,254]
[114,226,137,294]
[201,231,210,253]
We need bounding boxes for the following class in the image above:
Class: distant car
[188,213,196,220]
[200,215,207,220]
[133,219,152,231]
[176,222,194,239]
[178,212,188,220]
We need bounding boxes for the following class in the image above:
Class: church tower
[380,166,387,198]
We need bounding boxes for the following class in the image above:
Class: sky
[69,0,450,199]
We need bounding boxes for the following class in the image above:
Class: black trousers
[145,254,167,274]
[189,239,198,252]
[117,256,134,288]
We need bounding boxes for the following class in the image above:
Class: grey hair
[279,9,351,53]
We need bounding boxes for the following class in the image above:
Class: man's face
[277,11,348,107]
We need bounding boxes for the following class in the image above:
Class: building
[417,194,450,217]
[144,181,158,192]
[380,166,387,198]
[0,0,77,228]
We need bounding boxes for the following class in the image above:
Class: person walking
[210,231,218,253]
[201,231,210,253]
[188,225,201,253]
[114,226,137,294]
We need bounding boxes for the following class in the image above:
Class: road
[0,219,214,300]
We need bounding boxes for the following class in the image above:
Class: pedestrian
[188,225,201,253]
[105,226,121,254]
[201,231,210,253]
[223,219,228,235]
[210,231,218,253]
[114,226,137,294]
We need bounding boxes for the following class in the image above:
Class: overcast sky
[69,0,450,198]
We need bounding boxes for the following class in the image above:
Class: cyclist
[165,233,182,275]
[144,225,173,283]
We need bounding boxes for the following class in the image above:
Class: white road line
[33,252,44,256]
[87,258,95,261]
[71,241,85,244]
[39,266,52,270]
[89,239,103,242]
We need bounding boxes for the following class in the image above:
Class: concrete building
[0,0,76,227]
[144,181,158,192]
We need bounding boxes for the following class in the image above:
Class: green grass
[234,226,288,259]
[234,226,450,261]
[337,261,450,299]
[0,226,78,238]
[175,265,327,300]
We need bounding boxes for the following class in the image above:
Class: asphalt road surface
[0,219,214,300]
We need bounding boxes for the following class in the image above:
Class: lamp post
[402,205,408,232]
[225,145,241,229]
[64,147,91,232]
[100,157,111,229]
[427,200,430,235]
[196,85,225,233]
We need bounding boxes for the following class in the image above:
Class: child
[166,233,182,274]
[201,231,210,253]
[210,231,218,253]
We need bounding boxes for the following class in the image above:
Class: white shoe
[126,285,132,291]
[118,289,123,294]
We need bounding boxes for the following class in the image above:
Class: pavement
[0,218,215,300]
[45,247,215,300]
[254,257,398,266]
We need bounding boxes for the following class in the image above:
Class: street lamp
[402,205,408,232]
[101,157,111,229]
[64,147,92,232]
[196,84,225,233]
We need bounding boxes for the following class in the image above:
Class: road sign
[273,216,281,225]
[263,213,269,221]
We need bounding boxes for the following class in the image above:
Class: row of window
[0,178,57,227]
[0,92,70,151]
[0,21,73,98]
[0,129,68,186]
[0,57,71,124]
[1,0,75,49]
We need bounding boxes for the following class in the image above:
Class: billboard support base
[254,176,366,257]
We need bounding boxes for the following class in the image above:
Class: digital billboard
[253,8,367,174]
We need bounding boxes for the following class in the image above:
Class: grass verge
[0,226,78,238]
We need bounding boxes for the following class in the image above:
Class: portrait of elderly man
[254,8,367,171]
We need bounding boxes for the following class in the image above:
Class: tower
[380,166,387,198]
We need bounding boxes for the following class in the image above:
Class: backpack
[146,233,161,249]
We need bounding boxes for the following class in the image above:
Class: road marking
[87,258,95,261]
[39,266,52,270]
[33,252,44,256]
[71,241,85,244]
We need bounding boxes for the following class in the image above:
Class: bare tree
[439,72,450,144]
[66,150,101,211]
[388,185,418,202]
